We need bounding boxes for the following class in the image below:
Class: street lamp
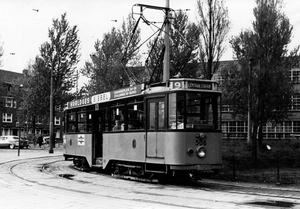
[49,62,54,154]
[18,84,23,156]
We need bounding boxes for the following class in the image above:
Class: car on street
[0,135,29,149]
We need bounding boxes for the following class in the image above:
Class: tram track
[2,156,300,209]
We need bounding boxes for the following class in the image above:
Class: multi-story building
[213,62,300,140]
[0,69,63,139]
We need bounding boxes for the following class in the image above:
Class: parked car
[0,135,29,149]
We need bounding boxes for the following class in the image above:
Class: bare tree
[197,0,230,79]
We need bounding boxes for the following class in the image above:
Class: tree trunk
[32,115,36,137]
[258,121,264,147]
[252,122,258,164]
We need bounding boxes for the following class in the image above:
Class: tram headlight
[195,133,206,139]
[196,146,206,158]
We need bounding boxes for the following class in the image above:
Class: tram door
[92,110,103,158]
[146,98,165,159]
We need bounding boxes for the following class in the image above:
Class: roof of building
[0,69,23,84]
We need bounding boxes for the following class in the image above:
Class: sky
[0,0,299,86]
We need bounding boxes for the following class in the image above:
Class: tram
[63,2,222,182]
[63,78,222,181]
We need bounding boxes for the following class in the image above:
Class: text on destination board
[188,82,212,90]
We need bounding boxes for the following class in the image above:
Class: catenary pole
[163,0,170,82]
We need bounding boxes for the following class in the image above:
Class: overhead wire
[122,5,193,84]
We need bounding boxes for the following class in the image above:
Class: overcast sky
[0,0,299,86]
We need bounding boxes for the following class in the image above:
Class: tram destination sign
[187,81,212,90]
[170,79,213,90]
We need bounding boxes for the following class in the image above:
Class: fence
[209,138,300,185]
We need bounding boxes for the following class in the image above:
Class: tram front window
[168,93,219,130]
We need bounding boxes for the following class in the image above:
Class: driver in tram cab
[113,120,122,131]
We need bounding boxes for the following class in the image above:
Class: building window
[55,117,60,125]
[237,121,246,138]
[291,95,300,110]
[293,121,300,133]
[36,118,42,125]
[266,123,275,139]
[229,121,237,138]
[3,113,13,123]
[285,121,292,133]
[212,73,223,85]
[5,97,13,108]
[221,105,230,112]
[290,68,300,82]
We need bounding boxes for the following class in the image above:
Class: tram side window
[67,112,77,133]
[87,113,93,132]
[127,103,144,130]
[103,108,110,131]
[78,112,87,132]
[111,106,125,131]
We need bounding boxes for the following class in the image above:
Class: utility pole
[163,0,170,82]
[133,1,171,82]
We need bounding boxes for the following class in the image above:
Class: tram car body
[64,78,222,180]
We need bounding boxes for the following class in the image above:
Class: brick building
[213,62,300,140]
[0,69,63,139]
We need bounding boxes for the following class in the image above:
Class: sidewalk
[0,147,63,163]
[203,178,300,193]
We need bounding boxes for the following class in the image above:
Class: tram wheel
[73,158,89,170]
[189,172,201,182]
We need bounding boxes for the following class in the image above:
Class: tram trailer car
[64,78,222,181]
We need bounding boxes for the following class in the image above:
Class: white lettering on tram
[114,86,137,98]
[69,97,91,108]
[92,92,111,104]
[188,82,212,90]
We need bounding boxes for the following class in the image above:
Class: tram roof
[65,78,221,110]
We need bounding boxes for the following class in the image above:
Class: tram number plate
[196,139,207,146]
